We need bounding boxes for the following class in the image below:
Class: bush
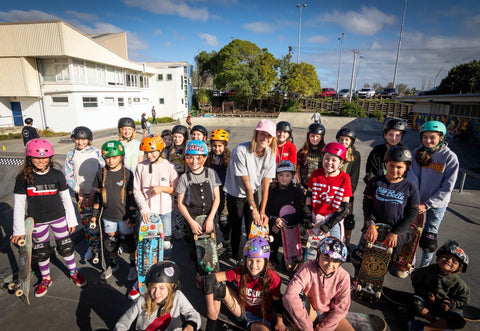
[286,99,300,112]
[370,108,384,122]
[0,132,22,140]
[340,102,367,117]
[38,129,69,137]
[134,116,174,125]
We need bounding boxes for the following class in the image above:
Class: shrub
[340,102,367,117]
[286,99,300,112]
[370,108,385,122]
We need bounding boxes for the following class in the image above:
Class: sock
[38,258,51,279]
[63,253,77,275]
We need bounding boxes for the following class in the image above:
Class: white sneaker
[100,261,120,280]
[127,266,137,281]
[84,248,93,260]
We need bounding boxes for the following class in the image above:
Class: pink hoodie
[283,260,351,331]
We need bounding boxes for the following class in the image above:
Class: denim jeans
[420,207,446,266]
[160,212,173,259]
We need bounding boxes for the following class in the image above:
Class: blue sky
[1,0,479,90]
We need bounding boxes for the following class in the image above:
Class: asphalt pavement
[0,115,479,330]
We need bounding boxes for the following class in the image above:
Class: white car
[338,89,353,98]
[357,88,376,98]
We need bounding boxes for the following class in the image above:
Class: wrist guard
[322,201,350,231]
[92,208,100,219]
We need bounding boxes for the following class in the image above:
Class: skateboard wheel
[15,289,23,297]
[406,263,412,269]
[366,242,373,249]
[89,223,97,229]
[306,242,311,248]
[193,235,198,241]
[387,247,393,254]
[268,235,274,242]
[417,227,423,232]
[210,232,215,239]
[376,291,382,299]
[8,282,15,291]
[356,284,362,292]
[18,239,26,247]
[92,252,100,264]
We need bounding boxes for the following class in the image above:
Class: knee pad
[213,281,226,301]
[344,214,355,231]
[32,242,52,262]
[56,237,75,257]
[410,295,425,315]
[104,234,120,253]
[419,231,437,253]
[119,234,136,253]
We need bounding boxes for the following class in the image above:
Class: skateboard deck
[279,205,302,273]
[392,213,425,271]
[9,217,34,305]
[248,222,273,242]
[345,312,387,331]
[78,202,101,264]
[356,223,392,302]
[381,286,412,307]
[215,315,248,331]
[193,215,219,273]
[137,213,164,295]
[463,305,480,322]
[304,226,326,262]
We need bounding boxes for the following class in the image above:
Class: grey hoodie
[406,143,459,209]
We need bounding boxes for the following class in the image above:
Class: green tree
[373,82,383,94]
[194,50,218,88]
[340,102,366,117]
[437,60,480,94]
[197,87,210,108]
[285,62,320,100]
[396,83,408,95]
[255,48,278,111]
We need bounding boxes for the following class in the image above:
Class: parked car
[338,89,354,99]
[319,88,337,98]
[357,88,376,99]
[380,87,399,98]
[417,87,438,96]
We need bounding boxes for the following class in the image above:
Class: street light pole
[433,60,450,88]
[296,3,307,63]
[354,56,364,92]
[349,50,359,102]
[392,0,407,88]
[336,32,344,95]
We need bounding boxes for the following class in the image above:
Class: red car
[319,88,337,98]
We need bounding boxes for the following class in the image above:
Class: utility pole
[296,3,307,63]
[349,50,359,102]
[393,0,407,88]
[336,32,344,96]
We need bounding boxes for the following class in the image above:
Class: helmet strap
[315,258,335,278]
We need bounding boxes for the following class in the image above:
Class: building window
[97,65,106,85]
[72,60,85,83]
[133,98,140,103]
[142,98,149,103]
[118,98,125,107]
[159,98,165,104]
[104,97,115,105]
[167,74,172,81]
[157,74,163,81]
[107,66,116,85]
[52,96,69,104]
[83,97,98,108]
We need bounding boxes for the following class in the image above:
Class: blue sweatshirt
[406,143,459,209]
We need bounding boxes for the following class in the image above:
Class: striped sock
[38,258,51,279]
[62,254,77,275]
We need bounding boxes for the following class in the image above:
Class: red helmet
[322,142,347,160]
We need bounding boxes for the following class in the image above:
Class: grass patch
[134,117,174,125]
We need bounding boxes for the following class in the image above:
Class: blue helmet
[185,140,208,155]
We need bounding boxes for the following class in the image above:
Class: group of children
[10,116,470,330]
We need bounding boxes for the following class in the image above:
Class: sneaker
[127,266,137,281]
[100,261,120,280]
[70,270,87,287]
[128,282,140,300]
[407,320,424,331]
[35,278,52,297]
[84,247,93,260]
[392,266,415,279]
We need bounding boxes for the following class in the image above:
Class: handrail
[458,168,480,193]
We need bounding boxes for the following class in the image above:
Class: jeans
[420,207,446,266]
[159,212,173,259]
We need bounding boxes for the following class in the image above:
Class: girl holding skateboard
[90,141,137,281]
[133,134,178,299]
[296,123,326,191]
[406,121,459,268]
[12,139,86,297]
[115,261,201,331]
[200,238,285,331]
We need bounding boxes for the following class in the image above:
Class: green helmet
[102,140,125,158]
[420,121,446,137]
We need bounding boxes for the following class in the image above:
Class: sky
[1,0,480,91]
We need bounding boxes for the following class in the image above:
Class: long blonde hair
[250,130,277,159]
[118,128,136,142]
[143,283,176,318]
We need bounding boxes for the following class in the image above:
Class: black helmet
[172,125,188,138]
[384,146,412,163]
[145,261,181,288]
[308,123,325,135]
[118,117,135,129]
[336,127,356,145]
[24,118,33,125]
[436,240,469,273]
[190,125,208,137]
[276,121,292,133]
[71,126,93,141]
[383,118,407,135]
[161,129,172,138]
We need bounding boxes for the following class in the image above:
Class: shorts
[243,311,272,330]
[102,218,134,235]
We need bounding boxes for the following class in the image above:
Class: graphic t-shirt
[307,168,352,216]
[225,267,281,321]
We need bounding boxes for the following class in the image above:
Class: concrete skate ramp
[0,155,24,202]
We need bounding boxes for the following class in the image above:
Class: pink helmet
[322,142,346,160]
[255,119,276,138]
[26,139,55,157]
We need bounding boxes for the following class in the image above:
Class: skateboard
[193,215,219,273]
[8,217,34,304]
[279,205,302,273]
[345,312,387,331]
[137,213,164,295]
[304,226,326,262]
[355,223,393,302]
[78,202,101,265]
[248,222,273,242]
[463,305,480,322]
[215,316,248,331]
[391,213,425,272]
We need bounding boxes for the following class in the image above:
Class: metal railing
[458,168,480,193]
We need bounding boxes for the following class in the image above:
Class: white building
[0,20,192,132]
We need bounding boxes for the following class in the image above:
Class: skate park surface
[0,113,479,330]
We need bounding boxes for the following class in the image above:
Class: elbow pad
[320,201,350,232]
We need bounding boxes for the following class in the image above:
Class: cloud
[0,9,58,21]
[153,29,163,36]
[163,41,172,49]
[243,21,274,33]
[65,11,99,22]
[464,14,480,31]
[305,35,328,43]
[318,7,397,36]
[123,0,209,21]
[199,33,219,46]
